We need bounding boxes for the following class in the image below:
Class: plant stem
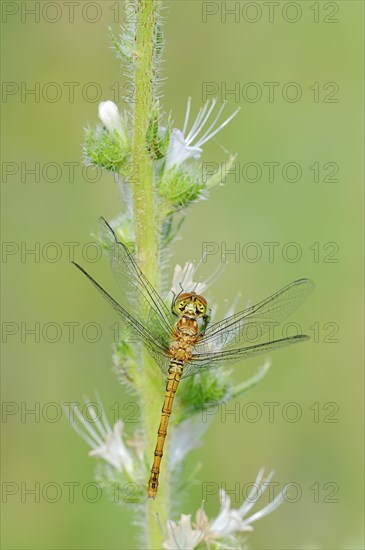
[131,0,158,286]
[130,1,168,547]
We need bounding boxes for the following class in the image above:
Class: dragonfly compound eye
[195,301,207,316]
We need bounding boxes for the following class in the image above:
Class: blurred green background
[1,1,364,548]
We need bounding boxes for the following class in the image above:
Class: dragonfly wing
[182,335,309,378]
[99,217,174,344]
[73,262,171,375]
[195,279,314,354]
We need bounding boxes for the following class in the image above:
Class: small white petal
[98,100,127,145]
[171,262,207,296]
[163,514,203,550]
[73,405,104,446]
[210,490,252,537]
[244,491,284,525]
[186,99,217,144]
[238,468,267,517]
[165,129,202,172]
[83,397,107,439]
[89,420,134,475]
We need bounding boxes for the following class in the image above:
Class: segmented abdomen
[147,360,184,499]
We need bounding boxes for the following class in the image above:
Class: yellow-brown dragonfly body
[148,293,207,498]
[73,218,314,500]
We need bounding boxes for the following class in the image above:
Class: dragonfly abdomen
[148,316,200,498]
[147,360,184,499]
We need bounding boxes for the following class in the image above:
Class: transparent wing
[99,217,174,346]
[195,279,315,354]
[73,262,171,376]
[182,335,309,378]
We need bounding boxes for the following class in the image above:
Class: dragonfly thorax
[171,318,198,362]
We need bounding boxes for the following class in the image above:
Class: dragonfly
[73,218,314,499]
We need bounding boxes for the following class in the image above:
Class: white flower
[67,395,134,476]
[89,420,134,475]
[163,469,284,550]
[171,259,226,297]
[162,514,203,550]
[98,100,128,146]
[164,97,240,173]
[204,468,284,543]
[171,262,208,296]
[164,128,202,172]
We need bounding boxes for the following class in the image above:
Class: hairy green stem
[131,0,158,285]
[130,0,168,547]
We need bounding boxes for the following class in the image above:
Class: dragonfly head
[174,292,208,318]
